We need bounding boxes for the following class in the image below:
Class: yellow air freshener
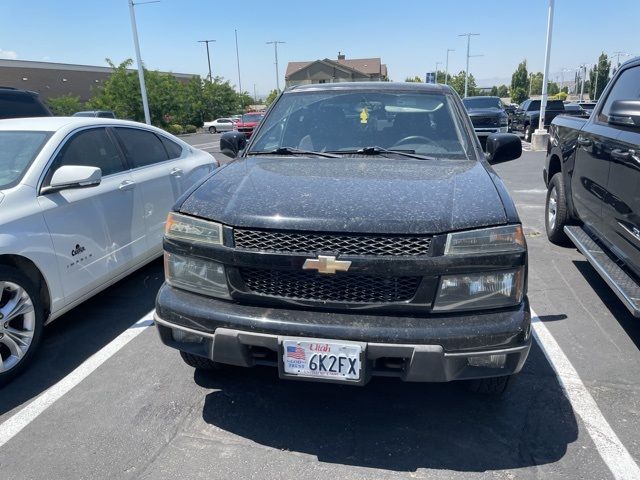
[359,107,369,124]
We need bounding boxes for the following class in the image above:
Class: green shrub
[184,124,197,134]
[166,124,182,135]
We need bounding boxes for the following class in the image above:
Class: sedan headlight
[433,268,524,312]
[165,212,223,245]
[444,225,525,256]
[164,252,231,299]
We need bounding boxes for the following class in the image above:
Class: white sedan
[0,117,218,383]
[202,118,235,134]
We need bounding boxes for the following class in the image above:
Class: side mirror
[220,131,247,158]
[42,165,102,194]
[608,100,640,128]
[485,133,522,163]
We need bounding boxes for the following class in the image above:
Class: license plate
[282,339,362,381]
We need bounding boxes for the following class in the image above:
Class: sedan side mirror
[608,100,640,128]
[220,131,247,158]
[42,165,102,194]
[485,133,522,163]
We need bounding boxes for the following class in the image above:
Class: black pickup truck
[155,82,529,394]
[544,57,640,316]
[511,99,567,142]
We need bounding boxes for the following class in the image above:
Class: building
[285,53,388,88]
[0,59,196,102]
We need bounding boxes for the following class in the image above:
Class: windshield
[0,131,50,189]
[462,97,502,110]
[249,91,471,159]
[241,114,264,123]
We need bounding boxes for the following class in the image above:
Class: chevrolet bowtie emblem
[302,255,352,274]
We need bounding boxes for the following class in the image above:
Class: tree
[511,60,529,104]
[529,72,544,95]
[265,89,279,106]
[404,76,423,83]
[548,81,560,96]
[448,71,477,97]
[47,94,83,116]
[490,86,499,96]
[497,85,509,98]
[589,52,611,101]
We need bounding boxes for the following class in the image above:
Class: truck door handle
[611,149,631,160]
[170,168,183,177]
[577,137,592,147]
[118,180,136,191]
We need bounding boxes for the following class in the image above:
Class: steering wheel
[392,135,431,147]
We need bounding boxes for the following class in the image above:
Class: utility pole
[128,0,157,125]
[435,61,442,84]
[528,72,533,97]
[235,29,242,93]
[458,33,480,97]
[593,64,599,101]
[266,41,285,92]
[198,39,215,82]
[253,84,257,103]
[445,48,455,85]
[579,64,587,102]
[612,51,629,69]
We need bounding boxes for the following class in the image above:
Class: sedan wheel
[0,266,44,385]
[209,126,216,134]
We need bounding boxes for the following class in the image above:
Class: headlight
[164,252,231,299]
[500,116,509,126]
[445,225,525,256]
[433,268,524,312]
[165,212,223,245]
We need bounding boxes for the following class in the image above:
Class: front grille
[234,229,432,256]
[471,116,499,128]
[240,268,420,303]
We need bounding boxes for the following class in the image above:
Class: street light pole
[435,61,442,84]
[235,29,242,93]
[594,65,599,101]
[579,64,587,102]
[128,0,155,125]
[266,41,285,92]
[533,0,555,151]
[445,48,454,85]
[198,39,215,82]
[458,33,480,98]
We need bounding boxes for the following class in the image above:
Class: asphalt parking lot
[1,135,640,479]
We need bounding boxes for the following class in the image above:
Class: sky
[1,0,638,98]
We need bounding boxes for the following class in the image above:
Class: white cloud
[0,48,18,60]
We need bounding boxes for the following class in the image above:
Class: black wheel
[466,375,512,395]
[209,126,216,134]
[180,351,221,370]
[524,124,533,142]
[0,265,44,386]
[545,173,571,244]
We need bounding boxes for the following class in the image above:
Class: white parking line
[531,309,640,480]
[0,311,154,449]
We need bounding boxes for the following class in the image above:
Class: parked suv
[154,82,529,394]
[544,57,640,317]
[0,87,52,119]
[462,96,509,147]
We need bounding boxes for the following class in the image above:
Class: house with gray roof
[285,53,388,88]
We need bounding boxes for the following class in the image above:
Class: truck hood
[467,107,504,117]
[178,156,507,234]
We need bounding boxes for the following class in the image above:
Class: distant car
[203,118,235,134]
[462,96,509,147]
[0,117,218,384]
[511,99,567,142]
[0,87,52,119]
[563,103,589,117]
[233,112,265,138]
[72,110,116,119]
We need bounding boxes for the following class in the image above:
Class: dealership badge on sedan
[0,117,218,384]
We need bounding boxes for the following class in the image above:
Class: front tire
[180,351,222,370]
[0,266,44,386]
[208,126,216,134]
[545,173,571,244]
[524,124,533,142]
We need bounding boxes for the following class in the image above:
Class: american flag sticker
[286,345,305,360]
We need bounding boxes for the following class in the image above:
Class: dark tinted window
[598,66,640,123]
[159,136,183,159]
[241,114,264,123]
[115,127,168,168]
[462,97,502,109]
[97,111,115,118]
[0,93,51,119]
[51,128,125,177]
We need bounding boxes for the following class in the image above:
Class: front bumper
[155,284,532,384]
[474,127,509,136]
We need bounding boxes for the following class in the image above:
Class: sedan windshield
[0,131,50,189]
[249,91,471,159]
[241,114,264,123]
[463,97,502,109]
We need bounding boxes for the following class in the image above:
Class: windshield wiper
[248,147,340,158]
[329,146,436,160]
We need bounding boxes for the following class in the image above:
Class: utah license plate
[282,339,362,381]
